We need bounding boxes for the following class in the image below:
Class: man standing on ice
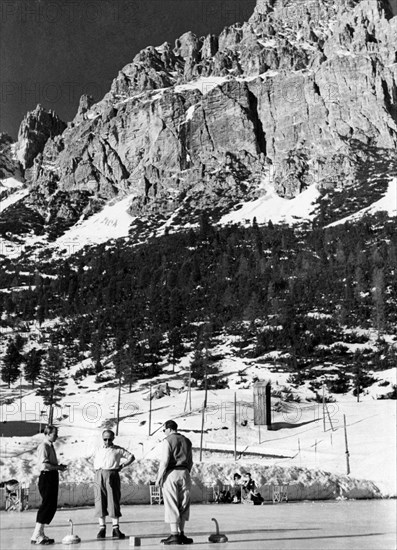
[31,425,67,545]
[93,429,135,539]
[156,419,193,545]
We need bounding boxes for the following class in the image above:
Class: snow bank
[219,184,320,226]
[0,460,381,510]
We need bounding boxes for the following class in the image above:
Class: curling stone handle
[69,519,73,535]
[211,518,220,535]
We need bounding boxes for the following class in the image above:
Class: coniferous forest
[1,209,396,394]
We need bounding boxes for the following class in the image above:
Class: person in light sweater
[156,419,193,545]
[31,425,67,545]
[93,429,135,540]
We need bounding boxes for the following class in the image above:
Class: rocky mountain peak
[6,0,397,237]
[16,104,66,170]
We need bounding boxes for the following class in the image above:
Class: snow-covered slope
[0,336,395,499]
[55,196,136,254]
[326,179,397,228]
[219,184,320,226]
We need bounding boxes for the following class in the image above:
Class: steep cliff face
[23,0,397,228]
[15,104,66,170]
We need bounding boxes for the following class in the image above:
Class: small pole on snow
[325,402,335,431]
[20,371,23,420]
[148,384,152,436]
[188,363,192,412]
[116,375,121,436]
[234,392,237,461]
[322,385,326,432]
[344,414,350,475]
[199,369,208,462]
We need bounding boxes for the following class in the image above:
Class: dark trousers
[37,470,59,524]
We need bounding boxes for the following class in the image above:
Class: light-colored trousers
[162,469,191,524]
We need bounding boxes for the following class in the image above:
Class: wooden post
[184,382,189,412]
[322,385,326,432]
[20,371,23,420]
[265,382,272,429]
[116,375,121,436]
[188,363,192,412]
[344,414,350,475]
[234,392,237,461]
[148,384,152,436]
[199,370,208,461]
[325,402,335,431]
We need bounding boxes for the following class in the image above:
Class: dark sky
[0,0,256,139]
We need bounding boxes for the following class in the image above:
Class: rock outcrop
[14,0,397,229]
[16,104,66,170]
[0,133,24,197]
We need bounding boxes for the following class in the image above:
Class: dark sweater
[165,432,193,473]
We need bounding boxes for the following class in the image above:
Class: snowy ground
[0,336,395,504]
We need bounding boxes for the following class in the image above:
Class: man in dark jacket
[156,420,193,545]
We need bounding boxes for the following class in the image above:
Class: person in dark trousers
[156,419,193,545]
[30,425,67,545]
[93,429,135,540]
[241,472,264,504]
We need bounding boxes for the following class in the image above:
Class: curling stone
[208,518,228,543]
[62,519,81,544]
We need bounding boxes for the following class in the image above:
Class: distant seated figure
[231,473,242,503]
[241,472,264,505]
[214,486,232,504]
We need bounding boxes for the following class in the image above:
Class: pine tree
[126,342,144,392]
[91,329,104,373]
[352,351,375,402]
[168,327,184,372]
[169,288,184,328]
[36,346,67,424]
[190,323,218,387]
[14,334,25,352]
[372,267,385,336]
[1,340,23,388]
[146,330,162,376]
[24,348,43,388]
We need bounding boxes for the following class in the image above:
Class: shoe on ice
[161,533,182,545]
[96,527,106,539]
[180,533,194,544]
[112,526,126,539]
[35,536,55,545]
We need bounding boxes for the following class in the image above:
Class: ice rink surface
[1,500,395,550]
